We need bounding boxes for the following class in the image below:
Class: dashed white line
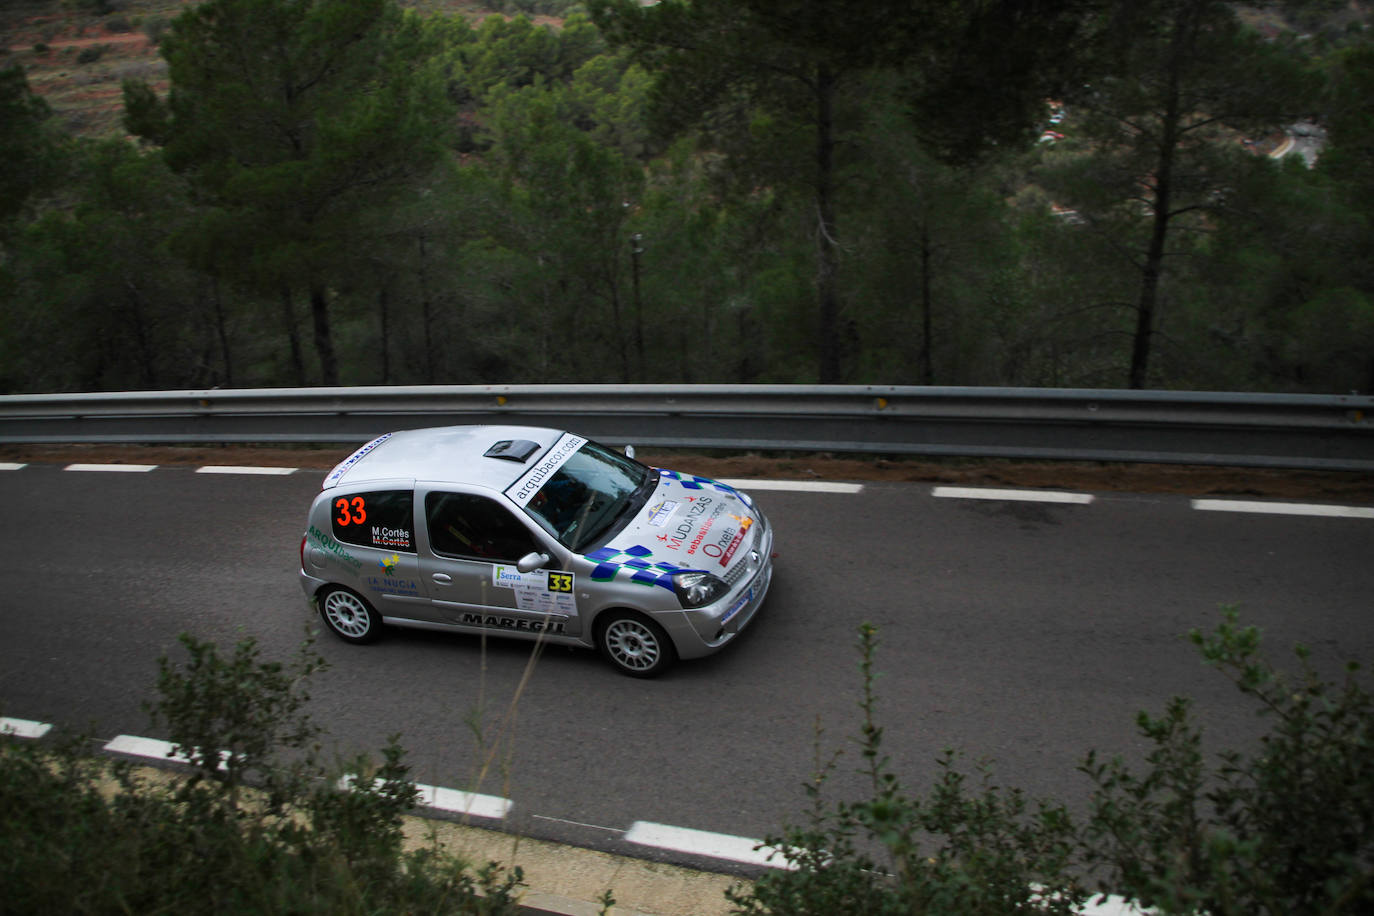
[1192,498,1374,519]
[1,717,51,738]
[103,735,189,761]
[339,775,511,820]
[624,821,794,869]
[102,735,236,770]
[0,462,26,471]
[1081,894,1155,915]
[196,465,297,476]
[416,783,512,819]
[64,463,157,473]
[933,486,1095,505]
[719,478,864,494]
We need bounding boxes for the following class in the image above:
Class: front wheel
[597,612,676,678]
[317,586,381,644]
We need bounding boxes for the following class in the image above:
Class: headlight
[672,570,728,608]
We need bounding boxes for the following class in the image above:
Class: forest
[1,0,1371,394]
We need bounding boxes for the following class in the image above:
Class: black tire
[317,586,382,644]
[596,611,676,678]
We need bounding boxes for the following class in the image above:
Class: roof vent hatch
[484,439,541,462]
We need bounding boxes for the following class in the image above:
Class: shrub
[728,623,1087,916]
[0,631,525,914]
[731,612,1373,915]
[1081,608,1374,914]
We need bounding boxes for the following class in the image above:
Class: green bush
[1081,609,1374,914]
[0,631,525,914]
[728,623,1087,916]
[730,611,1373,915]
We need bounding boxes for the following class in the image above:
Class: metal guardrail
[1,385,1371,471]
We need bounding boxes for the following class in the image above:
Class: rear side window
[330,490,415,552]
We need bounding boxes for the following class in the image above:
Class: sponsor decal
[584,544,703,591]
[657,469,740,496]
[653,495,720,553]
[491,565,577,614]
[460,613,566,635]
[378,554,400,575]
[646,499,677,527]
[325,433,392,487]
[721,587,753,625]
[335,495,367,527]
[307,524,362,570]
[506,433,586,506]
[370,526,411,550]
[716,516,753,567]
[364,575,421,597]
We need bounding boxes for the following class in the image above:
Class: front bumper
[673,513,774,658]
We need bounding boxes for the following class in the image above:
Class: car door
[323,485,428,619]
[416,485,582,638]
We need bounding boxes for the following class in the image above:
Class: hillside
[0,0,541,139]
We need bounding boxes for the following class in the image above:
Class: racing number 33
[548,572,573,592]
[335,496,366,526]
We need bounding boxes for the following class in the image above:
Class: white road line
[0,462,26,471]
[1,717,51,738]
[1081,894,1154,915]
[65,463,157,473]
[417,783,512,819]
[719,478,864,494]
[338,776,511,820]
[196,465,297,476]
[932,486,1095,505]
[104,735,188,761]
[102,735,235,771]
[1192,499,1374,519]
[624,821,794,869]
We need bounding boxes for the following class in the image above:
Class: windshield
[521,440,655,552]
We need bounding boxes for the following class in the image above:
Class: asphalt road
[3,463,1372,871]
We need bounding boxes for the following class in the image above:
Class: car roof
[324,425,568,491]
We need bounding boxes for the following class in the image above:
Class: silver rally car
[299,425,774,677]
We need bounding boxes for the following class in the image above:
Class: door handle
[431,573,452,584]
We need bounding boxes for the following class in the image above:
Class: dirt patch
[0,0,521,139]
[3,442,1371,502]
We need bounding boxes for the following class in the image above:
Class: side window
[330,490,415,552]
[426,492,541,562]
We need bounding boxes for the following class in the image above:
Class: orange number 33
[335,496,367,526]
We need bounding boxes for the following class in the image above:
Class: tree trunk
[815,63,843,383]
[920,224,934,385]
[377,277,391,383]
[1129,6,1189,390]
[211,276,233,387]
[418,235,436,384]
[309,284,339,386]
[279,285,307,386]
[124,278,158,389]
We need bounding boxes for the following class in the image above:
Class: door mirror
[516,551,550,573]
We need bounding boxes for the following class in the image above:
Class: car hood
[586,471,761,582]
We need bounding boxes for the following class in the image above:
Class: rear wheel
[318,586,381,644]
[597,612,675,678]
